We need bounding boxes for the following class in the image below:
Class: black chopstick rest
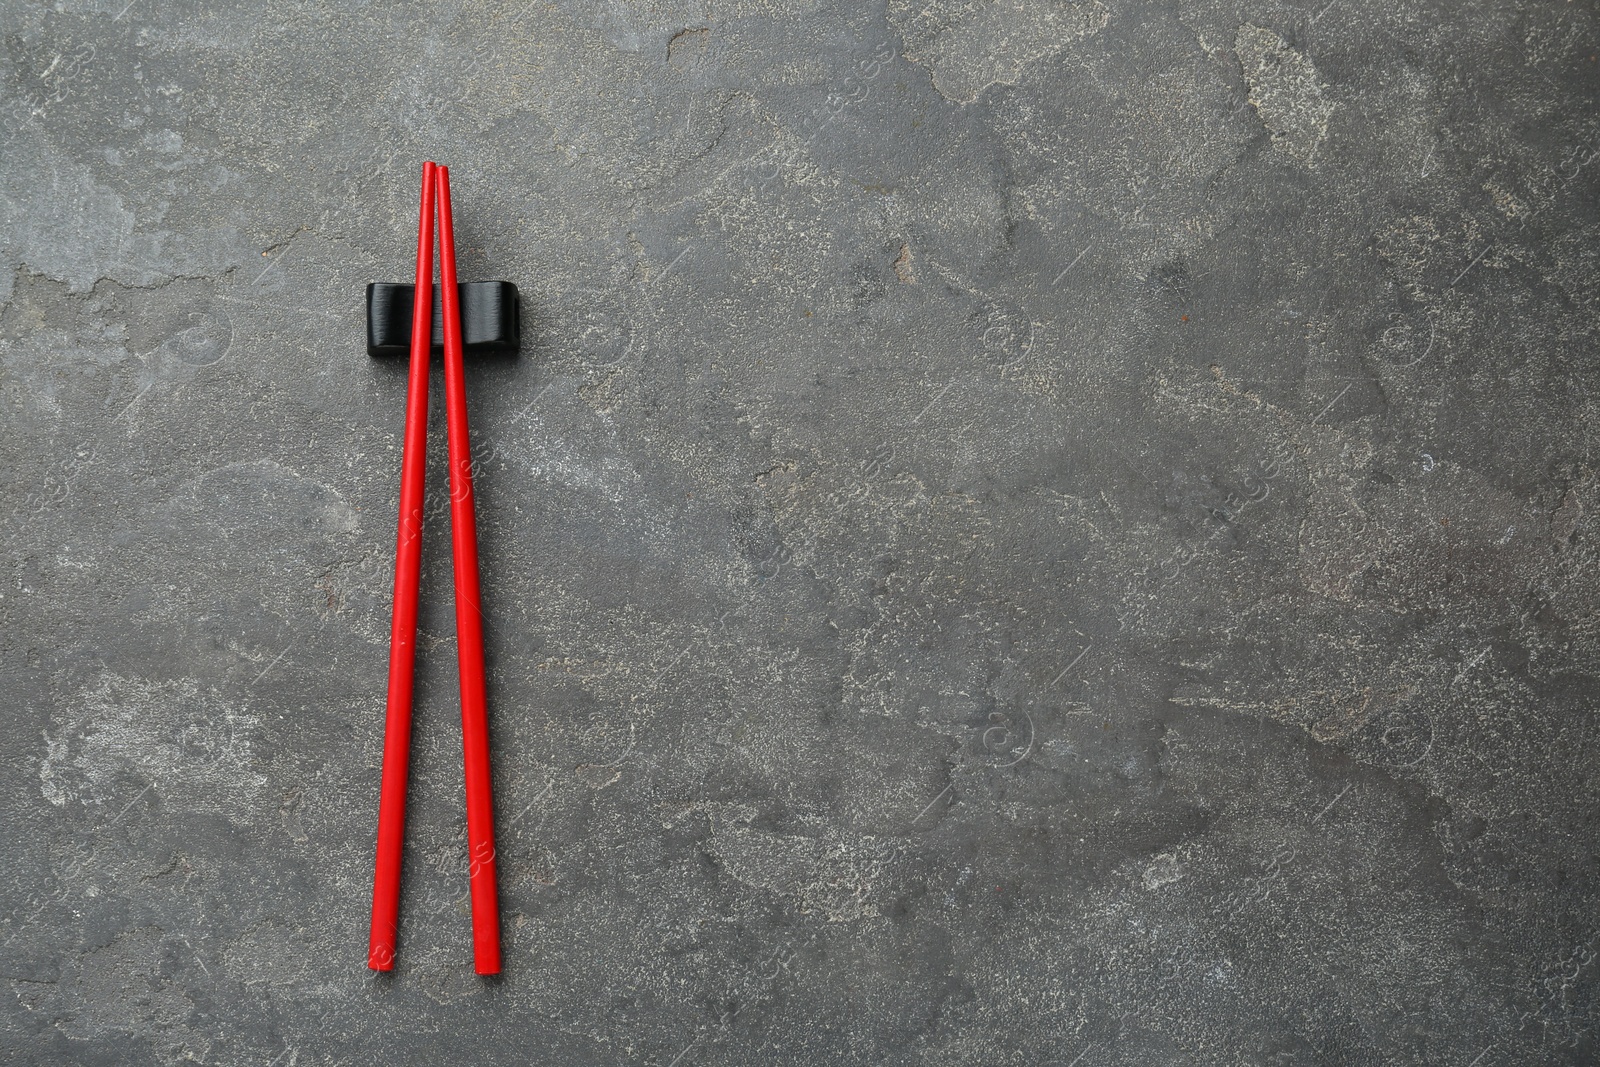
[366,281,520,357]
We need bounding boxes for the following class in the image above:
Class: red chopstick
[436,164,503,975]
[369,160,436,971]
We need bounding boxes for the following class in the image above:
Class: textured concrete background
[3,0,1599,1063]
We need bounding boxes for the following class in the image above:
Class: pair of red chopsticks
[369,162,500,975]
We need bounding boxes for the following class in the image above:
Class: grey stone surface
[3,0,1599,1063]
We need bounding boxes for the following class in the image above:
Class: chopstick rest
[366,281,521,358]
